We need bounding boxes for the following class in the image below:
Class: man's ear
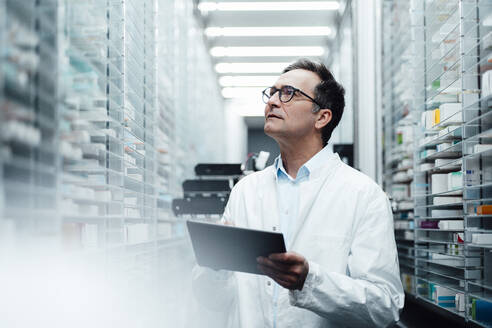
[315,109,332,130]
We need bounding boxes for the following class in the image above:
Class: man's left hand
[257,252,309,290]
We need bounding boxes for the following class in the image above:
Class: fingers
[257,264,297,283]
[257,255,304,290]
[268,252,303,264]
[257,256,292,274]
[257,264,297,289]
[273,277,294,289]
[256,254,305,278]
[257,253,309,291]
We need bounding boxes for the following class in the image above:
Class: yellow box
[434,108,440,126]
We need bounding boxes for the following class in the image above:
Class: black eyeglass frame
[262,85,322,109]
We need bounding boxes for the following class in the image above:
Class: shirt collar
[274,145,334,181]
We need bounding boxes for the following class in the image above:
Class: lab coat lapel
[290,156,340,250]
[258,168,280,232]
[289,176,326,250]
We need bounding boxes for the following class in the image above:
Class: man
[193,58,404,327]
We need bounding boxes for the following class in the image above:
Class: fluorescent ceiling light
[215,62,290,74]
[205,26,332,37]
[198,1,340,12]
[222,87,264,99]
[219,75,278,87]
[211,46,324,57]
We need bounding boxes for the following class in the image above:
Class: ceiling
[196,0,342,109]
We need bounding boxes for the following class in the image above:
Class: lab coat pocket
[306,234,351,272]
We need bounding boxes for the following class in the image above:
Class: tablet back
[186,220,286,275]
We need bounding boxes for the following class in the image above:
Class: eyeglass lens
[263,86,295,103]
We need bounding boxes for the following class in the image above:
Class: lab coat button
[267,281,271,286]
[272,226,276,231]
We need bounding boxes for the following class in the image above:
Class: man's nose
[267,91,281,108]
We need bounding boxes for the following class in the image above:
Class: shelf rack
[0,0,61,235]
[382,0,426,298]
[383,0,492,326]
[0,0,223,283]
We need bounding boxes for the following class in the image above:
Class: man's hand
[257,252,309,290]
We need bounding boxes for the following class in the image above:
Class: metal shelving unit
[61,0,114,251]
[0,0,224,288]
[383,0,492,325]
[462,1,492,326]
[0,0,6,231]
[0,0,60,236]
[382,0,425,297]
[156,0,176,242]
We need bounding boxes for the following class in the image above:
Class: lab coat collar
[303,145,335,180]
[272,145,337,182]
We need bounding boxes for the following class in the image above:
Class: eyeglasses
[262,85,321,108]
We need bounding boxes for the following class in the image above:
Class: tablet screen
[187,220,286,275]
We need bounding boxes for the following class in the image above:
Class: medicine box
[476,205,492,215]
[482,70,492,98]
[473,144,492,154]
[472,233,492,245]
[472,298,492,324]
[432,174,448,194]
[436,103,461,126]
[433,197,462,206]
[432,209,463,217]
[430,284,455,308]
[438,220,464,230]
[455,293,465,312]
[447,172,462,191]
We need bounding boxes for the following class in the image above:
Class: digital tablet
[186,220,286,275]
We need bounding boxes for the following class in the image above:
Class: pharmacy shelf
[416,248,469,258]
[383,1,492,325]
[415,189,463,198]
[415,289,466,319]
[416,228,464,232]
[382,0,425,299]
[0,0,225,287]
[0,0,59,234]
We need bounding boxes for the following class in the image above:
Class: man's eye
[269,88,276,96]
[283,87,295,95]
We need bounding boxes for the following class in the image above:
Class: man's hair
[283,58,345,146]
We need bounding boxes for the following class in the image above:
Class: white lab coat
[192,153,404,327]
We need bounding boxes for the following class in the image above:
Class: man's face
[264,69,321,142]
